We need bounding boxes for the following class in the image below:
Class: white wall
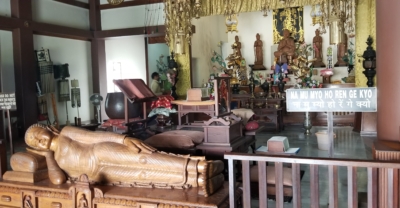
[32,0,90,30]
[0,0,11,17]
[191,15,227,87]
[105,35,147,92]
[33,35,93,125]
[190,6,353,86]
[101,3,164,30]
[0,30,14,93]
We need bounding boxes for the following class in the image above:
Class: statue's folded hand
[123,138,156,154]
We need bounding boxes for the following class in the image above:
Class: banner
[286,87,377,112]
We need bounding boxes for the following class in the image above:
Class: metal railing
[224,153,400,208]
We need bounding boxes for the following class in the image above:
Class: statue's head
[25,124,54,150]
[256,33,260,39]
[315,29,320,36]
[235,35,239,41]
[283,29,290,38]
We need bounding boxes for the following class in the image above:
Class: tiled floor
[250,125,375,207]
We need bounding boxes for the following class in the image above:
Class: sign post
[286,87,377,157]
[0,93,17,155]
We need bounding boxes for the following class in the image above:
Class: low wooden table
[253,107,283,132]
[171,100,216,129]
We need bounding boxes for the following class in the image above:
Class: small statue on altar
[274,29,296,64]
[335,34,348,66]
[226,37,243,69]
[233,35,242,57]
[17,124,225,197]
[253,33,266,70]
[312,29,326,67]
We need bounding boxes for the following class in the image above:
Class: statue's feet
[198,173,224,197]
[197,160,224,178]
[197,161,224,197]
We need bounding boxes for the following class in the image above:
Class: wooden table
[171,100,216,129]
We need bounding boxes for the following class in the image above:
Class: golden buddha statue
[19,124,224,197]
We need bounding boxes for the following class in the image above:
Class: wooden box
[203,120,242,146]
[267,136,289,153]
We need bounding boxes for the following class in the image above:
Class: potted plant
[148,95,177,127]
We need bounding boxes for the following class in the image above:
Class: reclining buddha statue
[15,124,224,197]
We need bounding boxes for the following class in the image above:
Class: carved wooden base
[0,179,233,208]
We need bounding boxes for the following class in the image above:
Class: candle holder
[267,80,273,99]
[248,66,255,98]
[278,72,285,93]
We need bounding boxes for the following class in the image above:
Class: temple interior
[0,0,398,207]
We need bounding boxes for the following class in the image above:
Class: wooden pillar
[376,1,400,141]
[89,0,107,120]
[11,0,37,131]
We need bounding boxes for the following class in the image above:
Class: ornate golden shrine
[273,7,304,44]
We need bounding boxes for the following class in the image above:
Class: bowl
[255,92,266,98]
[255,101,264,108]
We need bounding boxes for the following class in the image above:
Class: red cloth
[101,117,142,128]
[150,95,175,109]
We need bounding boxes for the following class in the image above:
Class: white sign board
[0,93,16,110]
[286,87,377,112]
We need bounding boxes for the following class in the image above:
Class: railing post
[275,162,284,208]
[241,160,251,208]
[347,166,358,208]
[310,164,319,208]
[258,161,268,208]
[228,158,236,208]
[387,168,394,208]
[367,167,377,208]
[292,163,301,208]
[328,165,338,208]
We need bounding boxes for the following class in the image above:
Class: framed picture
[44,49,51,62]
[35,50,46,62]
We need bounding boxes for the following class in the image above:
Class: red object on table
[245,121,259,131]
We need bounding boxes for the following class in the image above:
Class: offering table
[171,100,217,129]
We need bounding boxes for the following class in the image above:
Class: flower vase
[304,111,312,135]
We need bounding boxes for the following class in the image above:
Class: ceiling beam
[31,22,93,41]
[0,16,92,40]
[94,25,165,39]
[99,0,163,10]
[53,0,90,9]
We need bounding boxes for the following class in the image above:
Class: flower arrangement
[148,95,177,117]
[254,72,265,85]
[296,42,314,57]
[297,67,322,88]
[342,41,355,65]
